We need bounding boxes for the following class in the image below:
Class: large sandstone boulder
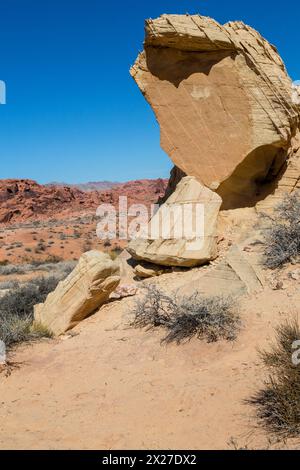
[131,14,300,209]
[34,251,120,336]
[127,176,222,267]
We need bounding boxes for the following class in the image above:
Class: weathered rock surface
[128,176,222,267]
[109,250,138,299]
[134,263,172,278]
[179,244,264,299]
[256,136,300,213]
[131,14,300,208]
[109,284,138,299]
[34,251,120,335]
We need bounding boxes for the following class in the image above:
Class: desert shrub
[0,262,76,349]
[0,280,19,291]
[36,242,46,252]
[0,315,35,347]
[0,315,51,348]
[0,264,30,275]
[0,259,76,276]
[131,284,239,344]
[262,192,300,269]
[14,242,23,248]
[0,276,60,319]
[249,319,300,437]
[0,276,58,347]
[32,255,62,264]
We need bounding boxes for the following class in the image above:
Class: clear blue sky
[0,0,299,184]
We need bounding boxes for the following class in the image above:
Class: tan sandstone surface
[1,264,299,450]
[131,14,300,209]
[34,251,120,336]
[128,176,222,267]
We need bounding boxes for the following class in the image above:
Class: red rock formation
[0,178,168,225]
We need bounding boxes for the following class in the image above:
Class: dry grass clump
[0,260,76,348]
[131,284,239,344]
[0,316,52,349]
[0,276,60,347]
[0,259,76,276]
[0,280,19,291]
[262,192,300,269]
[249,319,300,437]
[0,255,77,349]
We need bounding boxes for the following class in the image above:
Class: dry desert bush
[262,192,300,269]
[0,259,76,276]
[131,284,239,344]
[0,261,77,348]
[249,319,300,437]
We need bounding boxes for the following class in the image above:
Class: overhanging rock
[131,14,300,208]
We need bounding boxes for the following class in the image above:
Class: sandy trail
[0,283,298,450]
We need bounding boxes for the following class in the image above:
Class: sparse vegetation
[262,191,300,269]
[131,284,239,344]
[0,261,77,348]
[0,259,76,276]
[0,277,59,347]
[0,280,19,291]
[0,315,52,349]
[249,319,300,437]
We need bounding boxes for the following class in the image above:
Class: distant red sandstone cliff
[0,178,168,224]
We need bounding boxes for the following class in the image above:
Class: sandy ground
[0,218,125,264]
[0,271,299,450]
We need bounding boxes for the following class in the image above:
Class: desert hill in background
[46,180,121,192]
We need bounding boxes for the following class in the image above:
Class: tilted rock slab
[128,176,222,267]
[178,244,264,299]
[34,251,120,336]
[131,14,300,208]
